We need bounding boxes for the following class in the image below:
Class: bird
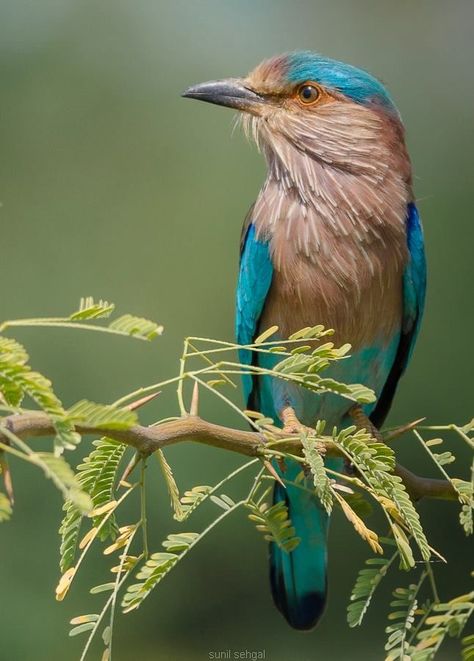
[182,51,426,631]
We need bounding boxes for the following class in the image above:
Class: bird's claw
[349,404,383,441]
[280,405,304,435]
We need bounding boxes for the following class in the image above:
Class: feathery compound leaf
[67,400,137,431]
[0,337,79,452]
[210,493,236,511]
[156,450,183,521]
[271,347,376,405]
[254,325,279,344]
[335,426,430,564]
[385,581,424,660]
[340,491,374,519]
[247,498,300,553]
[300,432,333,514]
[432,451,456,466]
[33,452,92,512]
[347,552,398,627]
[177,485,212,521]
[462,634,474,661]
[0,492,12,522]
[122,533,199,612]
[69,297,115,320]
[108,314,163,340]
[59,439,126,571]
[454,462,474,535]
[410,589,474,661]
[288,325,334,341]
[334,491,382,554]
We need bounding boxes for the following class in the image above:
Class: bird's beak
[182,78,264,114]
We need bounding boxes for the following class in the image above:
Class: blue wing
[371,202,426,426]
[235,222,273,405]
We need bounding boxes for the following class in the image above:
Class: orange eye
[297,83,320,105]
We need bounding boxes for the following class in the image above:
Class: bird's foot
[280,405,325,454]
[349,405,383,442]
[280,405,304,435]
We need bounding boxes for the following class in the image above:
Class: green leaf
[59,438,126,572]
[69,297,115,320]
[347,551,397,627]
[340,491,373,519]
[156,450,183,521]
[410,589,474,660]
[271,347,376,404]
[247,497,300,553]
[177,485,212,522]
[454,462,474,535]
[69,622,96,637]
[122,532,200,612]
[33,452,92,512]
[462,634,474,661]
[300,432,333,514]
[67,400,137,430]
[210,494,236,511]
[0,337,79,452]
[334,426,430,564]
[90,583,116,594]
[384,581,423,659]
[0,492,12,522]
[108,314,163,340]
[288,325,333,341]
[254,325,279,344]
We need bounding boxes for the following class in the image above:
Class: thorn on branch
[119,451,142,485]
[0,450,14,505]
[190,382,199,417]
[384,418,426,442]
[263,459,285,488]
[125,391,161,412]
[0,411,460,503]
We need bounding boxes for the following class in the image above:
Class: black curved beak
[182,78,264,114]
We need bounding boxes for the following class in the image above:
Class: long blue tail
[270,461,329,630]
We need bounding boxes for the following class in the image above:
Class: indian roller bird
[183,51,426,630]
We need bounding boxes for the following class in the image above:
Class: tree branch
[0,412,458,502]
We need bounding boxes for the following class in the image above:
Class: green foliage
[0,491,12,522]
[67,400,137,431]
[1,313,473,660]
[59,438,126,571]
[462,634,474,661]
[122,532,199,612]
[409,589,474,660]
[247,487,300,553]
[0,336,79,453]
[300,431,333,514]
[177,485,212,521]
[108,314,162,340]
[156,449,184,521]
[385,581,424,660]
[347,548,398,627]
[454,462,474,535]
[272,341,376,404]
[35,452,92,512]
[334,426,430,567]
[69,297,115,320]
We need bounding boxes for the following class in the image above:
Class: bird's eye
[297,83,320,105]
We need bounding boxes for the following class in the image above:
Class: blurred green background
[1,1,473,659]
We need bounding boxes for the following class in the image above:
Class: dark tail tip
[270,549,327,630]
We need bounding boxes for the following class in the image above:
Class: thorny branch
[0,410,458,502]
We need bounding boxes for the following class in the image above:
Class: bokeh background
[1,1,473,659]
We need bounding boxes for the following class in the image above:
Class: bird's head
[183,51,410,184]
